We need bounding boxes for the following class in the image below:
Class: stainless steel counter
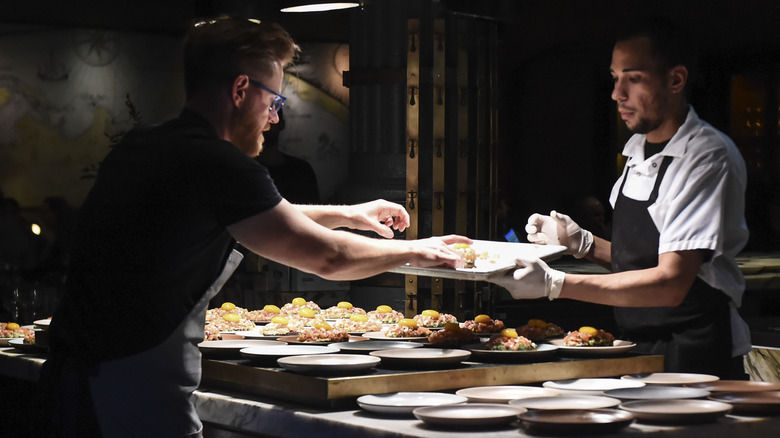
[2,347,779,438]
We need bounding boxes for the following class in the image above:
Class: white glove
[490,256,565,300]
[525,210,593,259]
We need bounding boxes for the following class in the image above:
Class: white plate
[198,339,284,354]
[621,373,720,385]
[369,348,470,368]
[357,392,468,415]
[389,241,566,281]
[329,340,424,353]
[362,331,429,342]
[547,339,635,356]
[413,403,527,426]
[277,353,380,374]
[604,386,711,400]
[543,378,645,395]
[619,399,732,423]
[509,395,621,410]
[240,344,339,363]
[517,409,635,435]
[7,338,46,353]
[456,386,560,403]
[464,343,558,363]
[33,318,52,327]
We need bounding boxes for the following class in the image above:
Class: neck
[184,94,233,141]
[646,103,688,143]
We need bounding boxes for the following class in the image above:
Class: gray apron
[89,249,243,437]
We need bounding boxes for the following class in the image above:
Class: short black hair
[615,16,696,75]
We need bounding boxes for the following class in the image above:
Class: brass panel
[201,355,663,408]
[431,18,445,310]
[405,19,420,317]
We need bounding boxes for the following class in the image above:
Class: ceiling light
[280,2,360,13]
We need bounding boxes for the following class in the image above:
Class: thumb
[550,210,571,226]
[371,222,395,239]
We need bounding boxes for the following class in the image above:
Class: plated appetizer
[320,301,367,319]
[261,315,294,336]
[296,321,350,343]
[247,304,281,323]
[366,305,404,324]
[205,302,251,323]
[280,297,321,315]
[286,307,327,332]
[484,328,537,351]
[384,318,432,338]
[413,309,457,328]
[462,314,505,334]
[515,319,564,342]
[331,314,382,333]
[563,326,615,347]
[1,322,34,341]
[428,322,479,346]
[452,243,476,268]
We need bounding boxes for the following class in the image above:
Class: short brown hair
[183,16,299,96]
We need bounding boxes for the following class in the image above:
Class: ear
[232,75,250,108]
[668,66,688,94]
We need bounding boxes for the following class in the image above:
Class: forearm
[559,250,703,307]
[584,235,612,270]
[294,204,353,229]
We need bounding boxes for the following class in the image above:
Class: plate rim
[509,394,621,410]
[412,402,527,425]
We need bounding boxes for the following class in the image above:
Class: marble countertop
[2,347,779,437]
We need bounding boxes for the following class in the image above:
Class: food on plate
[384,318,432,338]
[413,309,458,328]
[261,315,294,336]
[563,326,615,346]
[484,328,537,351]
[286,308,327,332]
[366,305,404,324]
[452,243,476,268]
[320,301,367,319]
[428,322,479,346]
[204,323,221,341]
[296,321,350,343]
[1,322,35,342]
[515,318,565,341]
[206,311,256,332]
[205,303,251,323]
[246,304,281,322]
[280,297,321,315]
[331,314,383,333]
[462,314,505,334]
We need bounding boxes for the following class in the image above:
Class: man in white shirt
[492,17,750,379]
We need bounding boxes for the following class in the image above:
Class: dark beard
[627,116,663,135]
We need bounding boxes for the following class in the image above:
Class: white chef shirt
[608,106,751,356]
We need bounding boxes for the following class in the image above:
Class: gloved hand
[525,210,593,259]
[489,256,565,300]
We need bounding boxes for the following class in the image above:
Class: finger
[527,233,548,244]
[527,213,546,226]
[439,234,473,245]
[525,223,538,235]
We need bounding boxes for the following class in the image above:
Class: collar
[622,106,702,162]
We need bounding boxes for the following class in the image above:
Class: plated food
[295,321,350,343]
[280,297,321,315]
[383,319,432,338]
[428,322,479,346]
[1,322,35,343]
[462,314,505,334]
[320,301,366,319]
[413,309,457,328]
[484,328,537,351]
[451,242,476,268]
[515,318,564,342]
[330,314,382,333]
[562,326,615,346]
[246,304,281,323]
[366,305,404,324]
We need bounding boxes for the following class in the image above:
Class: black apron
[611,156,735,378]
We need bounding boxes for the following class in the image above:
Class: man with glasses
[45,17,470,437]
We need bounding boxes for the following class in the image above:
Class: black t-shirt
[49,110,282,361]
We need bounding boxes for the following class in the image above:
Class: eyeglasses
[247,78,286,115]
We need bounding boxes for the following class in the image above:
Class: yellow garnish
[222,313,240,322]
[421,309,440,318]
[398,318,418,328]
[6,322,20,330]
[314,321,332,330]
[337,301,353,309]
[262,304,280,313]
[474,314,492,324]
[299,308,316,318]
[579,326,598,336]
[376,305,393,313]
[443,322,460,332]
[220,302,236,310]
[270,315,289,325]
[350,314,368,322]
[291,297,306,306]
[500,328,518,338]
